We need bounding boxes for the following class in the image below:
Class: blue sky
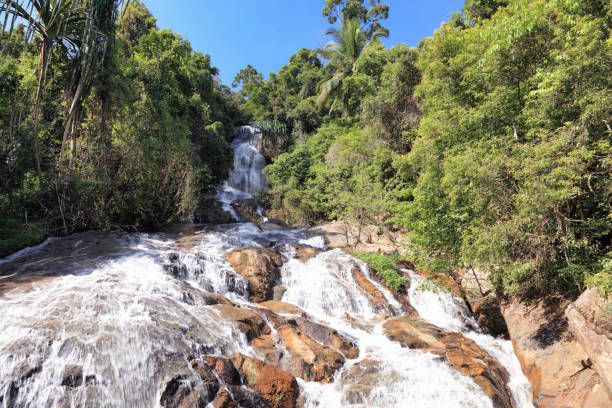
[143,1,465,87]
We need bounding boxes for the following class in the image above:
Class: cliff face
[501,293,611,408]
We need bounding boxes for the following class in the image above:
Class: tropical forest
[0,0,610,407]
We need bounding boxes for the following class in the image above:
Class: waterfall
[0,126,535,407]
[217,126,267,220]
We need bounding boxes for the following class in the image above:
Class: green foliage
[395,0,612,299]
[0,218,46,259]
[0,1,242,249]
[262,0,611,301]
[353,251,408,291]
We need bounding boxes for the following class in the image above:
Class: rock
[211,304,270,340]
[383,316,513,408]
[341,359,384,404]
[251,310,356,383]
[272,285,287,301]
[351,267,393,317]
[202,357,242,385]
[230,353,299,408]
[223,247,282,302]
[290,317,359,360]
[503,298,612,407]
[61,366,83,388]
[454,267,508,337]
[275,324,345,383]
[210,389,238,408]
[565,288,612,398]
[231,198,263,224]
[286,243,320,261]
[194,195,235,225]
[258,300,306,316]
[305,221,400,255]
[470,294,509,338]
[160,375,216,408]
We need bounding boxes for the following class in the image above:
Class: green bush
[0,218,47,259]
[353,251,408,291]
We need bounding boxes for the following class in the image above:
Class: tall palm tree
[0,0,129,176]
[1,0,86,177]
[317,18,385,113]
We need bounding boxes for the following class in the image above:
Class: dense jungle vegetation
[241,0,611,298]
[1,0,610,299]
[0,0,244,255]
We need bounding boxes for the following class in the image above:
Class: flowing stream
[0,126,533,407]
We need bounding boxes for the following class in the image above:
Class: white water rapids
[0,126,533,407]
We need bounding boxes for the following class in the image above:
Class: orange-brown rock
[383,316,513,408]
[565,288,612,398]
[223,247,282,302]
[305,221,401,255]
[286,243,320,261]
[275,324,345,383]
[351,267,393,316]
[503,298,612,408]
[257,300,306,316]
[210,390,237,408]
[211,304,270,340]
[230,353,299,408]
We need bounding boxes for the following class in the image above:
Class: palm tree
[0,0,129,176]
[1,0,86,177]
[317,18,385,114]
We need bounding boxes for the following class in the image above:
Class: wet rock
[257,300,306,316]
[351,267,393,317]
[503,297,612,408]
[341,359,384,404]
[470,294,509,338]
[275,324,345,383]
[251,309,358,382]
[232,198,263,224]
[203,356,242,385]
[211,389,238,408]
[223,247,282,302]
[230,353,299,408]
[286,243,320,261]
[383,316,513,408]
[160,375,214,408]
[60,365,95,388]
[272,285,287,301]
[226,385,270,408]
[194,195,235,225]
[291,317,359,360]
[211,304,271,341]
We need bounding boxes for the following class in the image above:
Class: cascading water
[0,125,534,407]
[217,126,267,220]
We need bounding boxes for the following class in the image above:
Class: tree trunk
[59,72,86,174]
[32,39,49,178]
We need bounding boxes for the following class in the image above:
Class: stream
[0,126,533,408]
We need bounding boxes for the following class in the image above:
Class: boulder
[230,353,299,408]
[231,198,263,224]
[251,311,357,383]
[383,316,513,408]
[340,359,384,404]
[211,304,270,341]
[305,221,400,255]
[351,267,393,317]
[503,298,612,407]
[286,243,320,261]
[565,288,612,398]
[222,247,282,302]
[257,300,306,316]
